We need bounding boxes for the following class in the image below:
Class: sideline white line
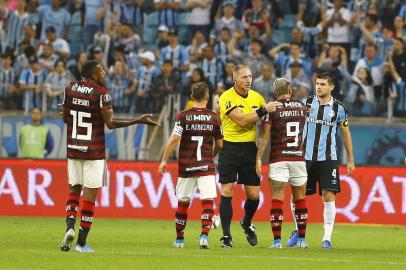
[100,250,406,266]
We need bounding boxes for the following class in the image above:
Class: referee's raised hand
[264,100,283,113]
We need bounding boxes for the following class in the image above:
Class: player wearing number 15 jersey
[60,60,159,253]
[159,82,223,249]
[256,78,309,249]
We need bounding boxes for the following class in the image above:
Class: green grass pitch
[0,217,405,270]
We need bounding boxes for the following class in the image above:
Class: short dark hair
[366,14,378,24]
[54,59,65,68]
[316,71,335,85]
[191,82,209,101]
[81,60,99,79]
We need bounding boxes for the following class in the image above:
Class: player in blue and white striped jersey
[288,72,355,250]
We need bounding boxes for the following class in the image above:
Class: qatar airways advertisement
[0,160,405,225]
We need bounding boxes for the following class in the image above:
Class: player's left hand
[347,160,355,176]
[158,161,167,175]
[138,114,161,126]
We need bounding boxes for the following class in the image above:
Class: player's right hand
[138,114,161,126]
[264,101,283,113]
[255,159,262,177]
[158,161,167,175]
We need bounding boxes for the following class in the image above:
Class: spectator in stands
[317,44,350,99]
[213,27,236,64]
[154,0,181,29]
[67,0,85,58]
[156,25,170,51]
[356,14,381,59]
[91,46,107,71]
[387,52,406,117]
[186,0,212,42]
[187,30,208,64]
[38,0,71,39]
[325,0,352,54]
[69,52,87,80]
[211,2,244,40]
[13,41,35,73]
[182,68,212,109]
[242,0,271,37]
[106,59,135,113]
[6,0,29,53]
[41,26,71,60]
[392,38,406,81]
[269,42,312,77]
[237,38,269,78]
[285,61,311,100]
[151,59,181,113]
[0,53,18,110]
[82,0,104,46]
[18,56,47,112]
[238,23,270,53]
[217,60,235,94]
[38,42,58,72]
[160,29,189,80]
[134,51,160,113]
[197,45,223,90]
[353,44,384,100]
[346,67,375,116]
[96,0,121,32]
[20,24,38,49]
[19,108,54,159]
[44,59,74,110]
[252,62,275,102]
[120,0,144,35]
[394,16,406,40]
[109,22,141,56]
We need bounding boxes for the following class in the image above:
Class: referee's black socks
[242,199,260,227]
[220,195,233,237]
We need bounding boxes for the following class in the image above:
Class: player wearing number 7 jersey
[256,78,308,249]
[159,82,223,249]
[60,60,159,253]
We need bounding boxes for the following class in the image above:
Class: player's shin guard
[242,198,260,227]
[77,200,95,246]
[200,199,214,236]
[294,199,308,239]
[270,199,284,240]
[65,192,80,231]
[219,195,233,237]
[175,201,190,240]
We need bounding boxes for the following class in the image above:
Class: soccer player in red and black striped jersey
[256,78,309,249]
[60,60,159,253]
[159,82,223,249]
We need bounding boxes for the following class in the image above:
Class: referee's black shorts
[218,141,260,186]
[305,160,340,195]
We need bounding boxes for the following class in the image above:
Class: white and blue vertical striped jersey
[154,0,181,28]
[160,45,189,68]
[19,68,47,110]
[214,41,230,64]
[6,11,30,50]
[198,58,223,88]
[135,65,160,95]
[303,96,348,161]
[107,75,131,109]
[394,79,406,112]
[0,68,17,98]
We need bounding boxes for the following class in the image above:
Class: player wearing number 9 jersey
[159,82,223,249]
[60,60,159,253]
[256,78,308,249]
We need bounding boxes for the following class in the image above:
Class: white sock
[323,201,336,242]
[290,199,298,231]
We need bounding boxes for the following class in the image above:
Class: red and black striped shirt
[173,107,223,178]
[63,81,112,160]
[266,99,306,163]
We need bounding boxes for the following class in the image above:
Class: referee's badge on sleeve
[226,101,231,109]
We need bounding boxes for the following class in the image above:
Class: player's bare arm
[227,100,282,128]
[255,123,271,177]
[340,124,355,176]
[101,110,160,129]
[213,138,223,158]
[159,134,181,175]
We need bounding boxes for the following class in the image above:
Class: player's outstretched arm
[228,101,281,128]
[101,110,160,129]
[340,125,355,176]
[159,134,181,175]
[255,124,270,177]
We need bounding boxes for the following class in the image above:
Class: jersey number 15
[70,110,92,140]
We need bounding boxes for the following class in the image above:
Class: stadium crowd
[0,0,406,117]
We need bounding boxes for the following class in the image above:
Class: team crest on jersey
[225,101,231,109]
[104,94,111,102]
